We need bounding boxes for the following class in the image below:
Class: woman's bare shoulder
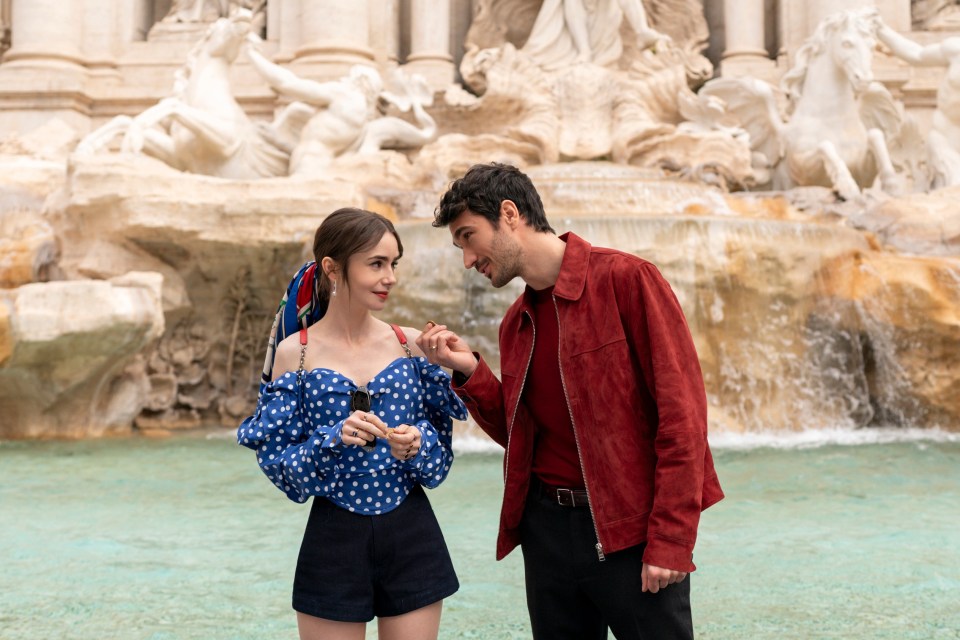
[272,332,303,379]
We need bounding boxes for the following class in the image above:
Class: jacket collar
[519,232,590,313]
[554,232,590,301]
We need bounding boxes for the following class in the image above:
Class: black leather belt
[536,478,590,508]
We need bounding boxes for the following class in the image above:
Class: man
[417,163,723,639]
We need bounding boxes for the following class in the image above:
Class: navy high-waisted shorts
[292,484,459,622]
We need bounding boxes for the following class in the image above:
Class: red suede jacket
[454,233,724,571]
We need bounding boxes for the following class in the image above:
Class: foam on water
[451,426,960,454]
[213,425,960,455]
[708,425,960,450]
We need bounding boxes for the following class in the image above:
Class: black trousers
[519,489,694,640]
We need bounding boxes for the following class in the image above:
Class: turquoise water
[1,431,958,639]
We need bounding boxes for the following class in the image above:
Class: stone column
[721,0,775,79]
[872,0,910,31]
[293,0,374,79]
[406,0,454,91]
[0,0,90,133]
[369,0,401,67]
[266,0,283,43]
[273,0,301,63]
[3,0,84,68]
[83,0,121,82]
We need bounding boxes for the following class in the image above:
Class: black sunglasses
[351,385,371,412]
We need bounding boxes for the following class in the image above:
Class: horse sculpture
[76,9,301,179]
[699,9,903,199]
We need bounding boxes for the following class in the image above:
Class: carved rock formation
[0,275,164,439]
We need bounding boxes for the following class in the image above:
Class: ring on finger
[352,429,359,437]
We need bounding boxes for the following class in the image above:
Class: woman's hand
[387,424,422,461]
[341,411,387,448]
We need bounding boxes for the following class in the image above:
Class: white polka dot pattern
[237,357,467,514]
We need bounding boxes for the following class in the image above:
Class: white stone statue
[161,0,260,23]
[76,10,303,180]
[699,9,904,200]
[245,40,437,175]
[911,0,960,30]
[150,0,265,42]
[455,0,715,167]
[522,0,668,70]
[874,16,960,189]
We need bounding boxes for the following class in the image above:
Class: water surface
[1,431,958,639]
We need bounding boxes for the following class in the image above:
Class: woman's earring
[331,279,337,297]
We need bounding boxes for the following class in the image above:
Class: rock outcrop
[0,274,164,439]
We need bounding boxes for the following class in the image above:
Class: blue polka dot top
[237,356,467,514]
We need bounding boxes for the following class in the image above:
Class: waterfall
[389,214,960,434]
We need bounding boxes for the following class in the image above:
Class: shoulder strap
[390,324,413,358]
[298,328,308,372]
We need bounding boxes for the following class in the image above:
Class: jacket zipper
[504,310,537,485]
[553,294,606,561]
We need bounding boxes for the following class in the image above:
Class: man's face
[449,210,523,288]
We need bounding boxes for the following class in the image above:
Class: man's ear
[500,199,521,229]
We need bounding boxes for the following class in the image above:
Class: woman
[238,207,466,640]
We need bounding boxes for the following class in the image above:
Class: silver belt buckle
[556,488,575,507]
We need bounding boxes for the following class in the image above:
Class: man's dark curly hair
[433,163,555,233]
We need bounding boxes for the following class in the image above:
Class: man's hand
[641,563,688,594]
[416,322,478,377]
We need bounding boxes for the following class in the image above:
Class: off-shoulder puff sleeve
[401,360,468,488]
[237,373,345,503]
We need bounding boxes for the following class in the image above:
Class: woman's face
[341,232,401,310]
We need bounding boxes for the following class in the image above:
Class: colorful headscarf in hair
[256,261,327,395]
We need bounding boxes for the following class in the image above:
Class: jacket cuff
[642,535,697,573]
[453,353,493,396]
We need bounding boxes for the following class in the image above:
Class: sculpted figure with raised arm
[874,15,960,188]
[245,40,437,175]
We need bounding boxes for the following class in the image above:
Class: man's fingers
[418,323,452,356]
[416,322,444,350]
[430,328,450,349]
[435,331,465,354]
[641,564,684,594]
